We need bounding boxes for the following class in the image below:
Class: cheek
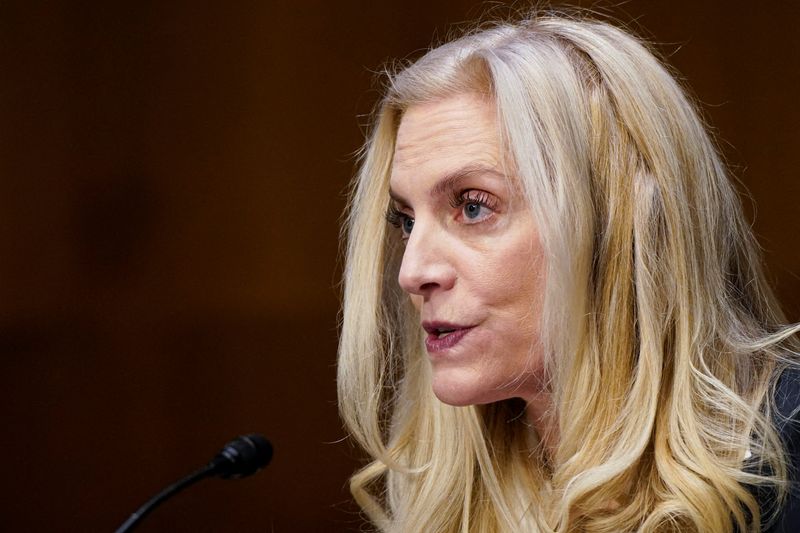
[471,241,546,355]
[472,238,544,310]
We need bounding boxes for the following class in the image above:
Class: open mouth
[434,328,457,339]
[422,322,475,353]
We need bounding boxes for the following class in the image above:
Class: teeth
[437,329,455,339]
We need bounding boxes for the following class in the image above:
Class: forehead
[391,94,501,176]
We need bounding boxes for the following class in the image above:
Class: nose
[397,221,455,299]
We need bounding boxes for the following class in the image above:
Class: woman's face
[389,93,547,406]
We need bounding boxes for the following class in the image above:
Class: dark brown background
[1,1,798,531]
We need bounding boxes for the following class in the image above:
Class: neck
[524,393,558,458]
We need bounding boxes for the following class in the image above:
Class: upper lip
[422,321,474,334]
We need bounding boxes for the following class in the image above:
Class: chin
[430,369,504,406]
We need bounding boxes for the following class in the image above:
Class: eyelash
[385,205,408,228]
[448,189,497,214]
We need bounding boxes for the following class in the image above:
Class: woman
[338,12,800,532]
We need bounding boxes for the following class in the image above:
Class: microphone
[115,434,273,533]
[208,433,273,478]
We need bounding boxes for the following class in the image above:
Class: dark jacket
[762,368,800,532]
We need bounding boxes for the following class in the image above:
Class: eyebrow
[388,164,505,206]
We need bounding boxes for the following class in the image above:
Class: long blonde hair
[338,12,799,532]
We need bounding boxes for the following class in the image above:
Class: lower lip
[425,327,474,354]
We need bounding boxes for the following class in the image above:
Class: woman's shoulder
[763,366,800,532]
[774,366,800,448]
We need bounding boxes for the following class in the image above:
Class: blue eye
[402,216,414,235]
[463,202,483,220]
[386,205,414,238]
[450,189,497,223]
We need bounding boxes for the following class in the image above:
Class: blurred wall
[1,1,798,531]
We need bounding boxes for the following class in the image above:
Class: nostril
[419,281,439,292]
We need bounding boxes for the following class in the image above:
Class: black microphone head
[212,433,273,479]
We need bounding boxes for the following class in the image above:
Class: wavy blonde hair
[338,12,799,532]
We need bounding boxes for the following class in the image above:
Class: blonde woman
[338,12,800,532]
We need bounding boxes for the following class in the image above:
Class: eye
[450,189,497,224]
[463,201,486,220]
[385,205,414,238]
[401,215,415,236]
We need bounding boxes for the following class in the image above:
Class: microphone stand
[114,434,272,533]
[115,463,215,533]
